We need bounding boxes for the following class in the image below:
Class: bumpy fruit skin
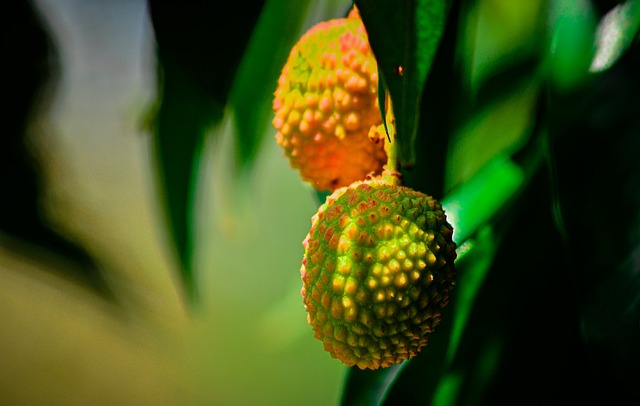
[272,8,386,192]
[300,177,457,370]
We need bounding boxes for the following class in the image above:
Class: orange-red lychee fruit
[272,7,386,192]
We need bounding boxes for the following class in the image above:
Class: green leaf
[399,0,462,199]
[150,65,219,305]
[354,0,453,168]
[439,226,497,376]
[313,189,331,207]
[148,1,266,107]
[385,161,605,404]
[341,364,405,405]
[147,0,266,305]
[230,0,313,175]
[443,154,525,244]
[546,0,597,91]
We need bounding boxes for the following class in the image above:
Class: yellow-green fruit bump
[272,7,386,192]
[301,178,457,370]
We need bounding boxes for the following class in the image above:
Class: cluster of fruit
[272,6,457,370]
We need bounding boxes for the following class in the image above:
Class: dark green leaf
[387,164,605,404]
[230,0,313,174]
[339,75,547,403]
[445,171,567,404]
[313,189,331,207]
[341,364,405,406]
[472,55,542,111]
[149,64,218,305]
[546,0,597,91]
[354,0,453,168]
[147,0,266,305]
[548,42,640,400]
[147,1,266,107]
[398,0,462,200]
[439,226,497,373]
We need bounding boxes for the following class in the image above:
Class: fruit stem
[382,92,402,186]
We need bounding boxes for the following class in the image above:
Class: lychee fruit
[272,7,387,192]
[300,172,457,370]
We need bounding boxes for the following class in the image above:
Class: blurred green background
[2,0,639,405]
[2,0,347,404]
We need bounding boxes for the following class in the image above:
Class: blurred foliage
[2,1,111,296]
[146,0,267,303]
[7,0,640,404]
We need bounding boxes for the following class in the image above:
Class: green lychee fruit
[272,7,386,192]
[300,174,457,369]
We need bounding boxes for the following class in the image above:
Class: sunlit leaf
[445,81,539,190]
[590,0,640,72]
[355,0,453,168]
[443,154,525,244]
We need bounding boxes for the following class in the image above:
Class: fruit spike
[300,171,457,370]
[272,6,386,192]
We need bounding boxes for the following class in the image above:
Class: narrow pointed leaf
[150,66,218,304]
[546,0,597,91]
[147,0,266,304]
[354,0,452,167]
[230,0,312,174]
[341,364,405,406]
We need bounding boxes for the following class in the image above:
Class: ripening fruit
[300,174,457,369]
[272,7,386,192]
